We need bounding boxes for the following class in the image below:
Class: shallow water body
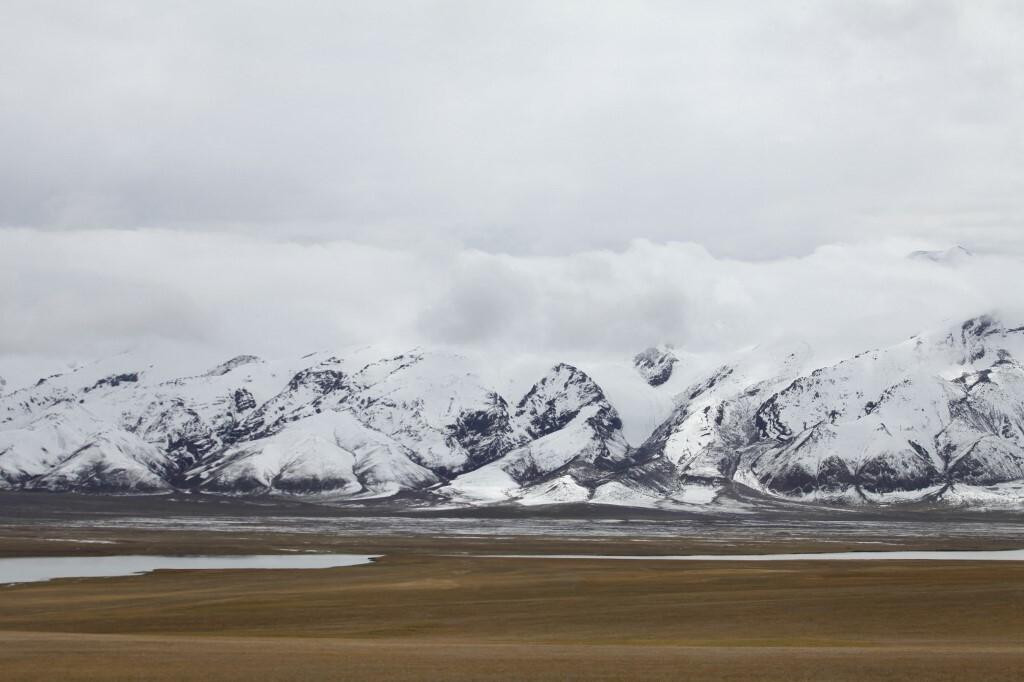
[476,549,1024,561]
[0,553,376,585]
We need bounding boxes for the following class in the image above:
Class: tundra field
[0,494,1022,681]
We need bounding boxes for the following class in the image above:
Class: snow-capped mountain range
[3,314,1024,509]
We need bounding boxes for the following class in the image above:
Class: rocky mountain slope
[614,316,1024,508]
[2,315,1024,509]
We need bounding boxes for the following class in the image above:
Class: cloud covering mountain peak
[2,230,1020,390]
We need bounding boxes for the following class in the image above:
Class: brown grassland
[0,520,1022,681]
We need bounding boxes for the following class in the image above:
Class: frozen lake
[0,554,377,585]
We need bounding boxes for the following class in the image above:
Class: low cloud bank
[1,229,1019,383]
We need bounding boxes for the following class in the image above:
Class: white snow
[2,315,1024,508]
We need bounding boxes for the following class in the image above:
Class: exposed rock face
[2,316,1024,508]
[633,347,678,386]
[131,398,218,480]
[204,355,263,377]
[447,393,515,470]
[233,388,256,412]
[908,245,973,265]
[85,373,139,392]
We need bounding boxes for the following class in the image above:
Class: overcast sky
[2,2,1023,381]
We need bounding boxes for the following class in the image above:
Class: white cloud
[1,228,1018,385]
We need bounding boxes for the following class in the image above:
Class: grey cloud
[2,3,1022,382]
[0,1,1021,257]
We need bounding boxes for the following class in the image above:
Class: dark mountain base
[3,489,1024,525]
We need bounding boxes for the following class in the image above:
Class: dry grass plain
[0,523,1022,681]
[1,493,1023,680]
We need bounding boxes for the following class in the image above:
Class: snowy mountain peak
[204,355,263,377]
[442,364,630,505]
[633,346,678,386]
[937,314,1024,367]
[514,364,621,440]
[908,245,973,265]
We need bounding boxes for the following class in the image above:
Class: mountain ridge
[2,315,1024,510]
